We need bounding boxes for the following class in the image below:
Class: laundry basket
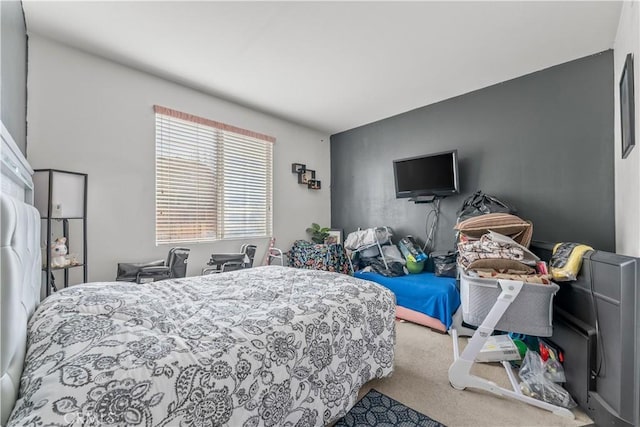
[460,271,559,337]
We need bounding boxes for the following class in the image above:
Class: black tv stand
[409,195,445,204]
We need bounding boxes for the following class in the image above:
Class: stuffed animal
[51,237,69,267]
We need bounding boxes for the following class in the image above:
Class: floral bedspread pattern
[8,266,395,426]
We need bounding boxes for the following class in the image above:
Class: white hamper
[461,272,559,337]
[449,272,574,419]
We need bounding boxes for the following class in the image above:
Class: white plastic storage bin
[460,271,560,337]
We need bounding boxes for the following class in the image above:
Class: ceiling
[22,1,622,134]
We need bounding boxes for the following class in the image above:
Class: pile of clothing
[344,227,407,277]
[455,213,552,284]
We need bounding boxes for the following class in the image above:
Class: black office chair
[202,244,256,275]
[116,247,190,283]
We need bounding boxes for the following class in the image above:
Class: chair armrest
[220,261,244,272]
[139,266,171,274]
[202,261,244,275]
[136,266,171,283]
[207,253,246,265]
[202,267,219,275]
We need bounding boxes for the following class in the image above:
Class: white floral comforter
[8,266,396,426]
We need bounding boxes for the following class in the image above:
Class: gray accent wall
[331,51,615,252]
[1,0,28,155]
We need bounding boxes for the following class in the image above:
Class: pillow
[550,242,594,281]
[455,213,533,247]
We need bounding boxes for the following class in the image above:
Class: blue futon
[354,271,461,330]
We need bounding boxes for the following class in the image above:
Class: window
[154,105,274,244]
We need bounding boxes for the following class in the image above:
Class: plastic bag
[456,190,517,223]
[431,251,457,277]
[398,236,427,263]
[549,242,593,282]
[518,350,576,409]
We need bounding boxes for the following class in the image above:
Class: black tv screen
[393,149,459,198]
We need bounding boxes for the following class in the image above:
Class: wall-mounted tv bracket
[409,195,446,204]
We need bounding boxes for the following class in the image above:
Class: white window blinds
[154,105,274,244]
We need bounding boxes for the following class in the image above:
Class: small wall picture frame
[291,163,306,173]
[620,53,635,159]
[325,229,343,245]
[308,179,321,190]
[298,169,315,184]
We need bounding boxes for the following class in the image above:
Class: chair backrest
[167,247,190,278]
[241,244,257,268]
[116,259,165,282]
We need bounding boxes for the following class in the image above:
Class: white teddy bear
[51,237,69,267]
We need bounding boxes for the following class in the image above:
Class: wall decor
[298,169,315,185]
[308,180,321,190]
[292,163,321,190]
[291,163,306,173]
[620,53,635,159]
[325,229,343,245]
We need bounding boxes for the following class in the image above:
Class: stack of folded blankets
[455,213,552,284]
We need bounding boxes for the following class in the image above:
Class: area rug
[335,389,446,426]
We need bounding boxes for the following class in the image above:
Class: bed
[7,267,396,426]
[354,271,460,332]
[0,123,396,426]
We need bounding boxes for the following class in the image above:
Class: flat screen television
[393,149,459,198]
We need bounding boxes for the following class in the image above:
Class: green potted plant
[306,223,330,244]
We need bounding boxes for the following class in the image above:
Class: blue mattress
[354,271,460,329]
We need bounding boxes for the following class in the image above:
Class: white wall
[614,1,640,257]
[27,35,331,282]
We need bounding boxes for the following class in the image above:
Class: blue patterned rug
[335,389,446,426]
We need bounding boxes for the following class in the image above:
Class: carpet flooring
[358,320,593,427]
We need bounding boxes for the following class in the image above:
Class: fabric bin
[460,271,559,337]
